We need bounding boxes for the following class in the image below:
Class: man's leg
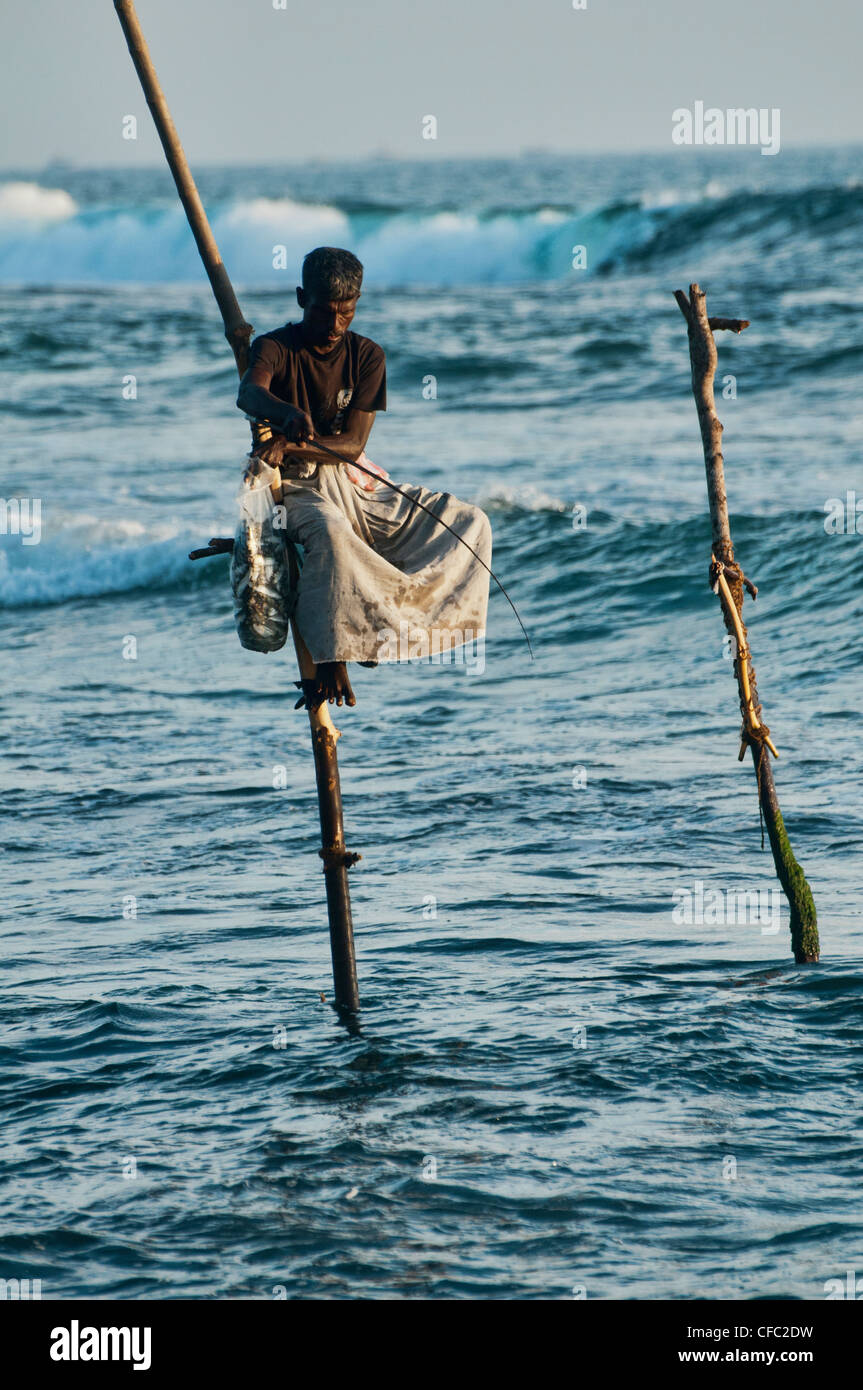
[278,479,373,707]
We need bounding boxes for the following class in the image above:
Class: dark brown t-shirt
[247,323,386,436]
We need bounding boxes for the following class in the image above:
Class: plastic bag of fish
[230,460,297,652]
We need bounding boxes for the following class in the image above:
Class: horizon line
[1,137,862,175]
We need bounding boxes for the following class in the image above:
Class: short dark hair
[301,247,363,301]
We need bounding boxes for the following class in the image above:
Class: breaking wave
[0,489,573,607]
[0,514,217,607]
[3,176,857,287]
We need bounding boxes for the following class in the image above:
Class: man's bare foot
[295,661,356,711]
[318,661,356,706]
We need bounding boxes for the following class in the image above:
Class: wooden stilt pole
[292,626,360,1012]
[675,284,819,964]
[115,0,361,1010]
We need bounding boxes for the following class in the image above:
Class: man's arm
[277,408,377,465]
[237,357,313,441]
[246,409,377,476]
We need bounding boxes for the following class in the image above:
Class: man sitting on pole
[237,246,491,710]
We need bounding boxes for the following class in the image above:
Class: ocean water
[1,149,862,1300]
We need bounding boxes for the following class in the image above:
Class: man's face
[296,288,358,349]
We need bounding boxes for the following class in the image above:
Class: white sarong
[275,459,491,665]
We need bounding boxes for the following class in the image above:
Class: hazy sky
[1,0,860,167]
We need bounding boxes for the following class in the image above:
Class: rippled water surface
[1,150,862,1298]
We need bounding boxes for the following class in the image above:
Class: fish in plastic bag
[230,460,297,652]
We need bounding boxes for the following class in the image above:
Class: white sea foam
[0,181,77,222]
[476,485,570,513]
[222,194,348,235]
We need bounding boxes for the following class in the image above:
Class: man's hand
[249,435,289,469]
[250,408,315,469]
[295,661,357,711]
[282,407,315,445]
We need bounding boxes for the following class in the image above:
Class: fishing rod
[264,437,535,661]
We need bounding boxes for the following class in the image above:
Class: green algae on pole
[674,283,819,964]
